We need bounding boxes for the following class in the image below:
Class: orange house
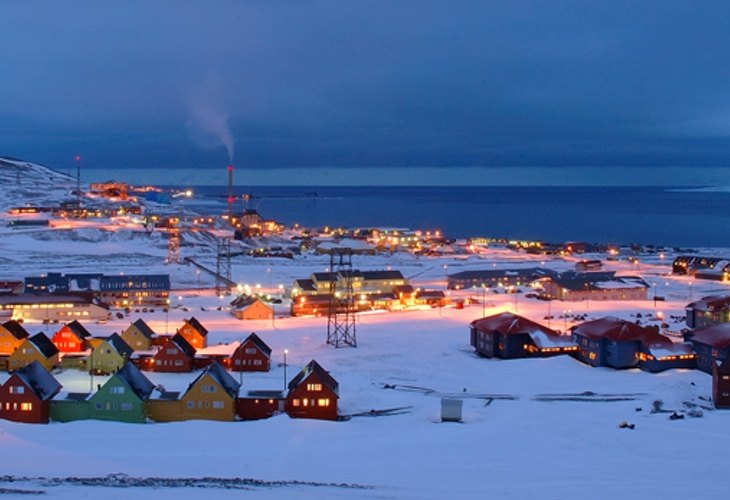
[177,317,208,349]
[0,320,29,355]
[52,320,92,353]
[8,333,60,371]
[285,360,339,421]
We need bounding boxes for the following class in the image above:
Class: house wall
[90,343,126,375]
[230,345,270,372]
[572,335,602,366]
[603,340,640,369]
[285,374,338,421]
[473,329,498,358]
[8,344,58,371]
[640,356,697,373]
[234,302,273,320]
[179,373,236,422]
[0,375,47,423]
[178,325,206,349]
[153,345,193,373]
[0,331,24,356]
[236,397,284,420]
[146,399,183,422]
[713,366,730,409]
[691,342,730,374]
[50,400,91,422]
[88,378,146,423]
[121,328,152,351]
[52,327,86,353]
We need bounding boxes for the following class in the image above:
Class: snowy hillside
[0,157,76,211]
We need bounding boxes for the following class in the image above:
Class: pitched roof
[690,323,730,350]
[550,272,649,292]
[449,267,550,282]
[64,320,92,339]
[13,360,62,400]
[167,333,196,357]
[188,361,240,398]
[294,279,316,292]
[471,312,573,348]
[241,332,272,356]
[360,270,405,281]
[288,359,339,396]
[128,318,155,339]
[1,320,29,340]
[184,316,208,336]
[572,317,671,345]
[103,333,134,358]
[687,295,730,313]
[28,332,59,358]
[115,362,155,399]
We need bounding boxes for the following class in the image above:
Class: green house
[51,362,155,423]
[88,362,155,423]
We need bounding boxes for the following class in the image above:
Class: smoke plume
[186,101,235,163]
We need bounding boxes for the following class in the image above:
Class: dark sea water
[171,186,730,248]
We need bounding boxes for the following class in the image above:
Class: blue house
[687,323,730,374]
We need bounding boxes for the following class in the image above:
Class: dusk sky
[2,1,730,185]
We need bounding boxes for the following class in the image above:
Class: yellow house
[147,362,240,422]
[8,333,60,371]
[0,320,29,355]
[88,334,134,374]
[121,318,156,351]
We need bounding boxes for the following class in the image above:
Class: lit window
[317,399,330,407]
[292,399,300,407]
[9,386,25,395]
[306,383,322,392]
[20,402,32,411]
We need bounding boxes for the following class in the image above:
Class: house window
[317,399,330,407]
[212,401,223,409]
[292,399,300,407]
[155,360,162,366]
[174,360,183,366]
[95,402,103,410]
[20,402,32,411]
[245,348,256,354]
[9,386,25,395]
[201,385,217,393]
[306,383,322,392]
[120,403,132,411]
[167,348,177,355]
[234,359,241,365]
[186,401,194,409]
[110,386,125,395]
[253,360,262,366]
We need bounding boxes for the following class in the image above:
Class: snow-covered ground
[1,159,729,498]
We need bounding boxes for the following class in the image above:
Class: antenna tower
[326,248,357,348]
[215,237,232,295]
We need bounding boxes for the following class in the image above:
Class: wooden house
[88,362,155,423]
[52,320,92,353]
[687,323,730,374]
[686,296,730,330]
[236,390,285,420]
[285,360,339,421]
[0,361,61,423]
[0,319,29,355]
[8,333,60,371]
[230,296,273,320]
[88,333,133,375]
[712,357,730,409]
[177,317,208,349]
[571,317,681,370]
[121,318,156,351]
[147,362,240,422]
[230,333,271,372]
[470,312,577,359]
[152,333,196,372]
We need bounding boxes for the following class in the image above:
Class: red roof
[572,316,671,346]
[690,323,730,350]
[471,312,558,337]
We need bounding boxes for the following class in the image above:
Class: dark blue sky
[2,1,730,182]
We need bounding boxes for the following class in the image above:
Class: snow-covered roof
[13,360,62,401]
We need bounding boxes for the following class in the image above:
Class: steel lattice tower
[215,237,232,295]
[166,221,180,264]
[327,249,357,348]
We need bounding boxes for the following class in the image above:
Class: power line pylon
[327,248,357,348]
[166,218,180,264]
[215,237,232,295]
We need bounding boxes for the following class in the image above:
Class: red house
[52,320,92,353]
[152,333,196,372]
[236,390,285,420]
[230,333,271,372]
[285,359,339,421]
[713,357,730,409]
[177,317,208,349]
[0,360,62,423]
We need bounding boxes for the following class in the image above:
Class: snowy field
[1,250,729,498]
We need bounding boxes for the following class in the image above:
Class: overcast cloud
[1,1,730,183]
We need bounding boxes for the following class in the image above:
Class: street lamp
[283,349,288,391]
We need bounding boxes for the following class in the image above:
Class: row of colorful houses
[0,318,272,375]
[0,359,339,424]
